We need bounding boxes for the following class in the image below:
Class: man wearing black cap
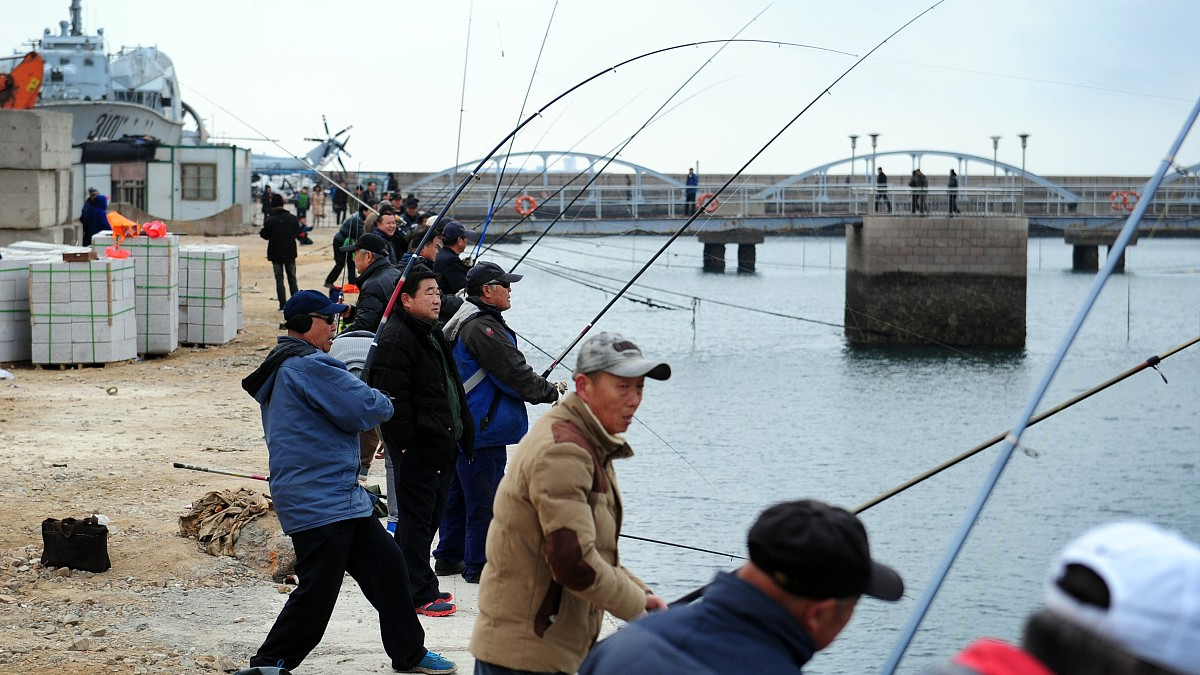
[432,220,471,294]
[579,499,903,675]
[400,197,422,235]
[432,261,565,584]
[470,331,670,675]
[339,232,400,334]
[240,290,456,675]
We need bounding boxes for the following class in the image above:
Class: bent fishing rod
[360,38,847,374]
[854,334,1200,515]
[538,2,948,378]
[506,8,777,273]
[881,91,1200,674]
[667,337,1200,607]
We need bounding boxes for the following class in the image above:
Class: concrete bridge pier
[698,230,765,273]
[1063,228,1137,272]
[845,215,1028,346]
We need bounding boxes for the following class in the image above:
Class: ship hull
[40,100,183,145]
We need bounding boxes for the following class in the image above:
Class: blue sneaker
[395,650,457,674]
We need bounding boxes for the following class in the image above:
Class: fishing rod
[880,92,1200,674]
[478,0,560,247]
[173,462,268,481]
[508,7,775,273]
[538,2,948,379]
[854,334,1200,515]
[361,38,848,374]
[452,0,475,189]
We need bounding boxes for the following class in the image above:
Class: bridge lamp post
[849,135,858,183]
[990,135,1001,178]
[869,133,879,177]
[1018,133,1029,213]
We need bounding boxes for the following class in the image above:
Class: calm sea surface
[482,232,1200,673]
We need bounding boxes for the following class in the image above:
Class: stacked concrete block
[178,244,240,345]
[0,243,84,362]
[29,258,137,365]
[92,233,179,355]
[0,111,73,247]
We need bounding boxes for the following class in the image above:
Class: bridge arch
[754,150,1080,203]
[407,150,684,193]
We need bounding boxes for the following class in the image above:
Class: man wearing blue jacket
[240,289,456,675]
[434,261,565,583]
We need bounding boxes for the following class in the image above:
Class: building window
[181,163,217,201]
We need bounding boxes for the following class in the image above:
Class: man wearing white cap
[930,521,1200,675]
[470,331,671,675]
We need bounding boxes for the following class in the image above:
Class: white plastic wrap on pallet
[92,233,179,355]
[29,258,136,364]
[178,244,240,345]
[0,244,74,362]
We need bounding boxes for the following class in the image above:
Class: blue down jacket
[252,336,393,534]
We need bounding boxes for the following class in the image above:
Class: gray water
[483,233,1200,673]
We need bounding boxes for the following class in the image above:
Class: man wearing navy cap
[240,290,456,674]
[579,499,904,675]
[433,261,565,584]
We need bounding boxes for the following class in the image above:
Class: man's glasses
[308,313,336,325]
[486,280,510,289]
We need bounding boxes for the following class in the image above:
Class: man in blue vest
[433,261,565,583]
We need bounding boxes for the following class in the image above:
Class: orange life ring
[515,195,538,216]
[697,192,719,214]
[1109,191,1139,212]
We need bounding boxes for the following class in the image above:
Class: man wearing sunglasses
[433,261,565,585]
[241,289,456,674]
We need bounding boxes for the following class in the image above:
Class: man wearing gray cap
[580,499,904,674]
[470,331,670,675]
[433,261,565,584]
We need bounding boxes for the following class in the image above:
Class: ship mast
[69,0,83,37]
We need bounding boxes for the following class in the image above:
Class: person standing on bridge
[876,168,891,213]
[685,167,699,212]
[948,169,961,215]
[909,169,928,215]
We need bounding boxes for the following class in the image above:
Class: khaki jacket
[469,393,650,673]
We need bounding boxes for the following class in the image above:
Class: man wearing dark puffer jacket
[260,193,300,310]
[338,232,399,334]
[368,265,474,618]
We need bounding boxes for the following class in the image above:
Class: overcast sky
[4,0,1199,179]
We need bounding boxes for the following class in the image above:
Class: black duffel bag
[41,516,111,573]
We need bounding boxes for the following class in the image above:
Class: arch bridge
[401,149,1200,232]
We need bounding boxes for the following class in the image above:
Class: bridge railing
[419,179,1200,222]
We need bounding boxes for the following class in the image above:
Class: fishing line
[880,91,1200,674]
[505,250,846,329]
[363,37,851,375]
[537,2,948,378]
[851,334,1200,515]
[480,76,737,235]
[452,0,475,186]
[180,85,377,216]
[478,0,560,250]
[619,534,742,560]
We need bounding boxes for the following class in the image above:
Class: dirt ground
[0,230,496,673]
